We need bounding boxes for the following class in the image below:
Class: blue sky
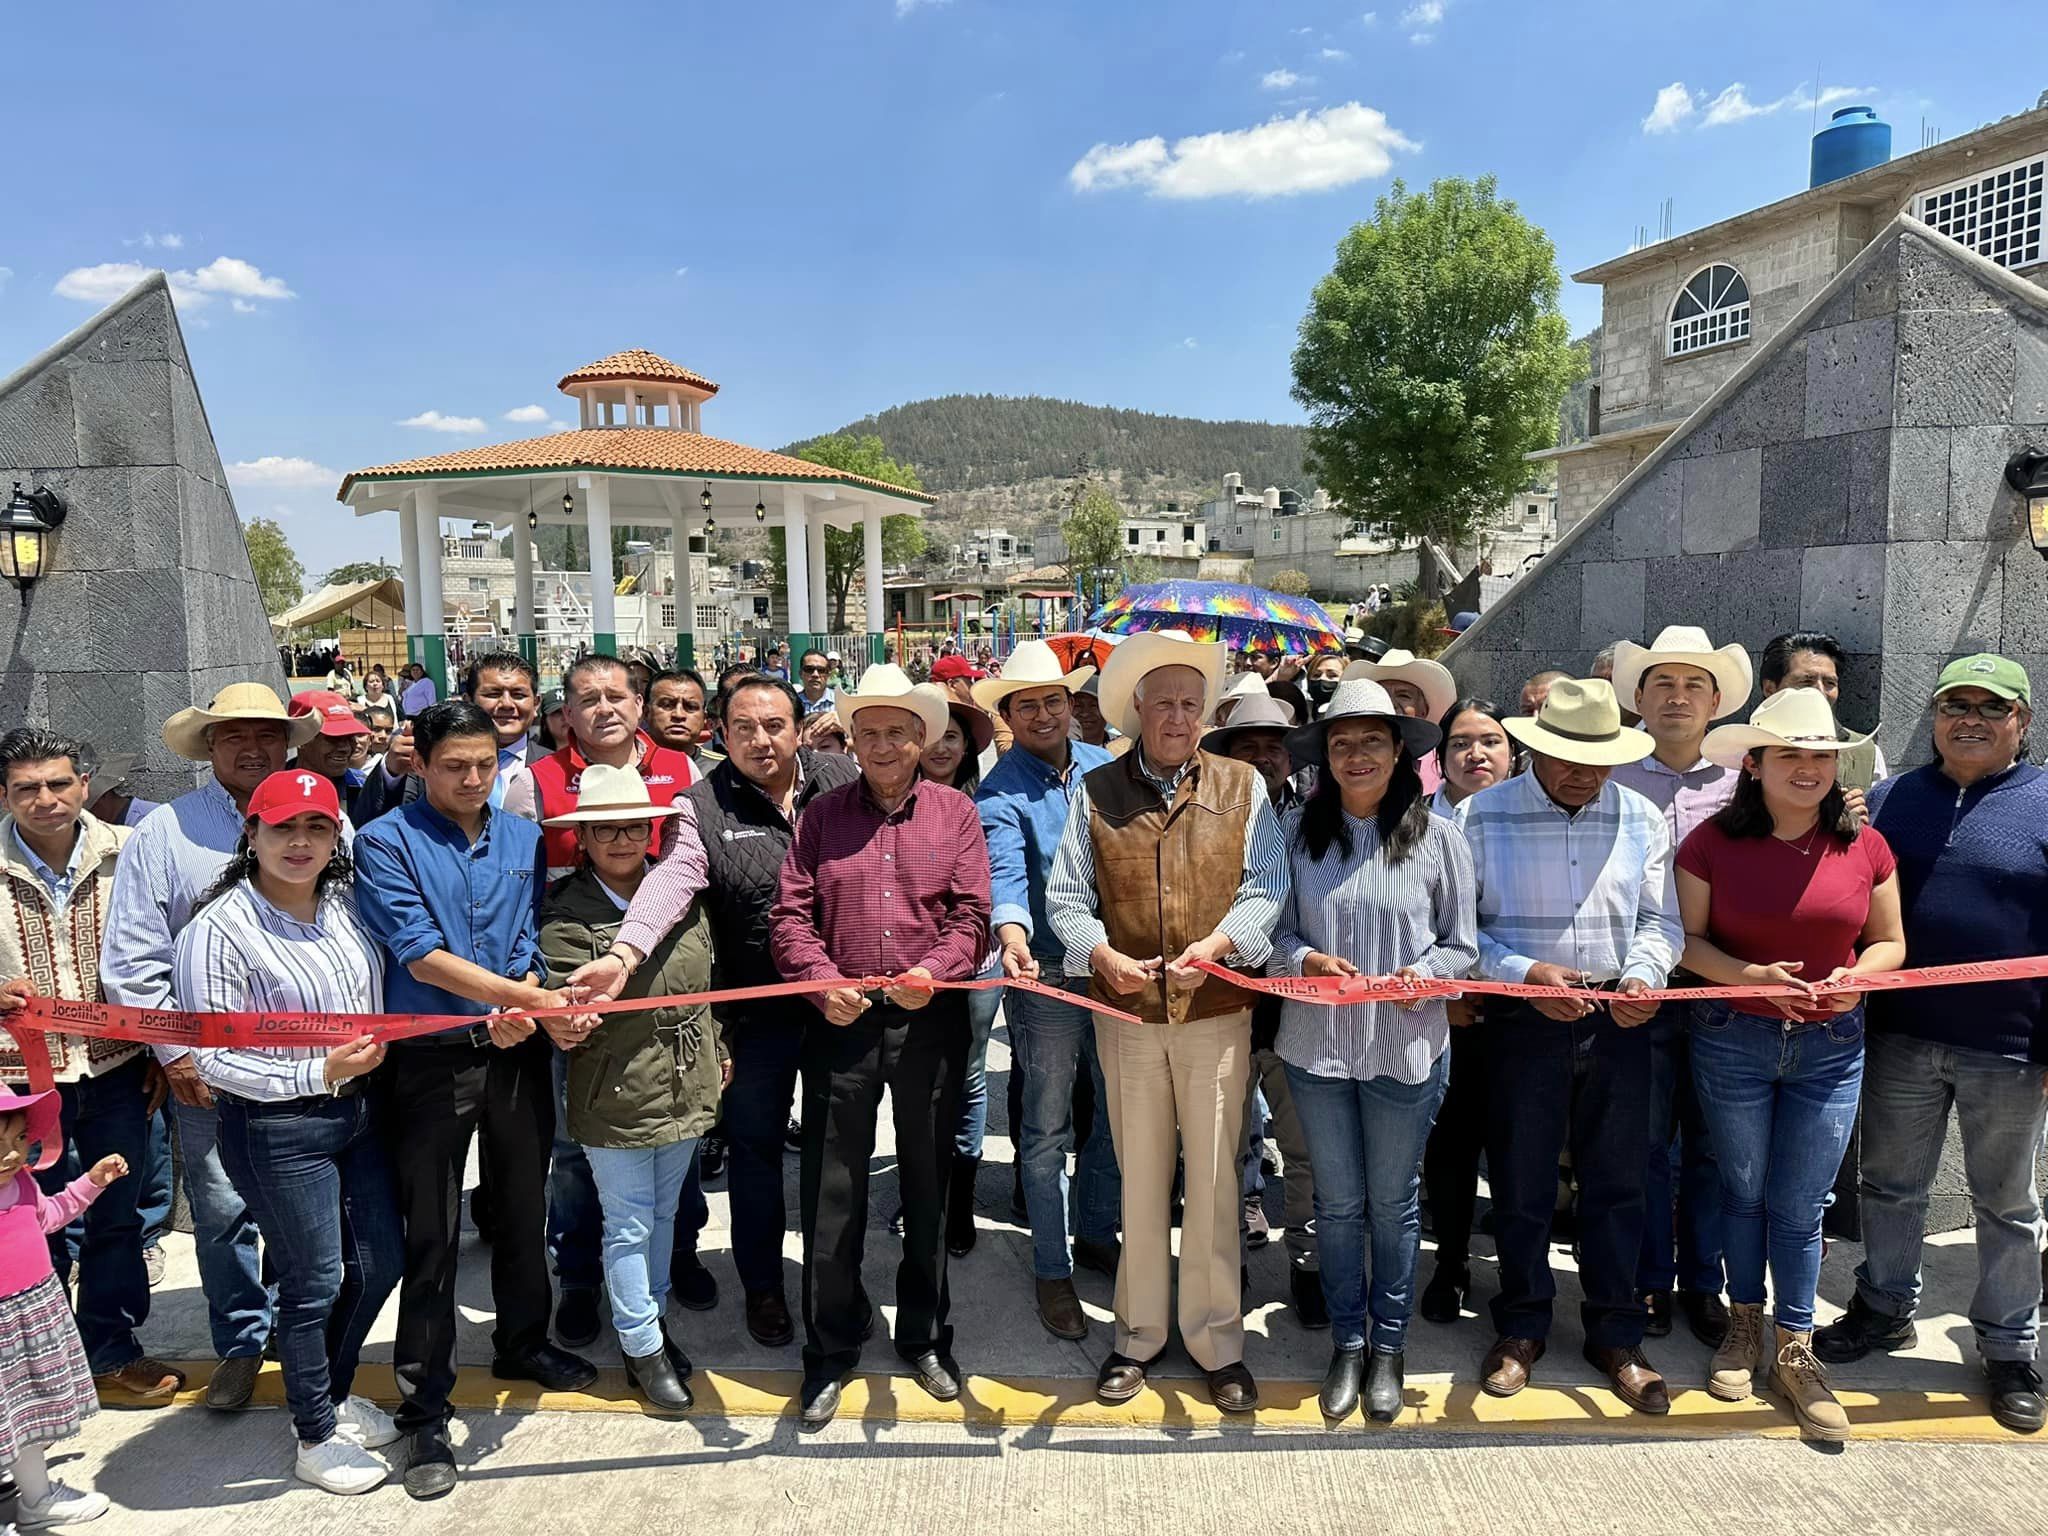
[1,0,2030,578]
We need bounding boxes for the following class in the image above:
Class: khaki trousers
[1094,1007,1252,1371]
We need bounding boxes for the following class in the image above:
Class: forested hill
[805,395,1312,496]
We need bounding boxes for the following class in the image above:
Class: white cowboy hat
[1610,625,1754,718]
[1098,630,1226,740]
[541,762,684,826]
[1287,678,1442,765]
[1503,678,1656,767]
[1200,693,1299,755]
[837,663,949,743]
[162,682,322,762]
[1340,648,1457,723]
[1702,687,1874,769]
[971,639,1096,712]
[1218,670,1269,710]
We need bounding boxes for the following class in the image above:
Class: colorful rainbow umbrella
[1087,581,1345,656]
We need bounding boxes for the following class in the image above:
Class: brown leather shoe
[1481,1335,1545,1397]
[1035,1277,1089,1341]
[95,1357,187,1405]
[1096,1352,1148,1405]
[1207,1362,1260,1414]
[1585,1343,1670,1415]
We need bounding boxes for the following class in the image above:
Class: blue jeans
[1286,1055,1448,1353]
[216,1092,403,1445]
[1688,1003,1864,1333]
[1639,1004,1724,1296]
[28,1055,151,1373]
[584,1139,700,1359]
[1852,1031,2048,1362]
[1009,975,1120,1279]
[171,1096,274,1358]
[953,972,1005,1159]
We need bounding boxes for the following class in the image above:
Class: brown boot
[1707,1301,1766,1401]
[1771,1326,1851,1441]
[94,1357,187,1406]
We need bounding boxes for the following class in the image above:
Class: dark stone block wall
[0,274,283,801]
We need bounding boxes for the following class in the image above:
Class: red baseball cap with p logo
[247,770,344,826]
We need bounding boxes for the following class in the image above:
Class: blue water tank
[1810,105,1891,189]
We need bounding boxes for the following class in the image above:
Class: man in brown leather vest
[1045,632,1289,1414]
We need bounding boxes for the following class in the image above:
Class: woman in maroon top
[1676,688,1905,1441]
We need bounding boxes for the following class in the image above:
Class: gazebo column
[397,498,423,657]
[806,515,829,638]
[669,511,696,668]
[411,484,448,694]
[782,486,812,655]
[862,504,886,665]
[585,474,617,655]
[512,512,537,669]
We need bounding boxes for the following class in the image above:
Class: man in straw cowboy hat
[1045,631,1290,1413]
[1608,624,1756,1349]
[1342,648,1457,796]
[100,682,324,1411]
[767,665,992,1431]
[968,641,1120,1341]
[1453,677,1682,1415]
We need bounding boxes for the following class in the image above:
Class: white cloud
[1642,81,1695,134]
[1401,0,1444,39]
[1360,10,1378,23]
[504,404,551,423]
[228,455,339,489]
[183,256,293,301]
[53,255,293,311]
[1696,81,1878,129]
[1182,337,1198,349]
[1261,69,1301,90]
[397,410,488,433]
[894,0,949,15]
[54,263,161,304]
[673,265,689,279]
[124,231,184,250]
[1320,47,1351,62]
[230,299,257,314]
[1070,102,1417,201]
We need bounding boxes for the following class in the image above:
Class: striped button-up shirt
[1454,771,1680,988]
[1608,752,1738,850]
[1044,748,1290,977]
[177,882,386,1102]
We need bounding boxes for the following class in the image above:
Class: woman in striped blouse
[173,770,402,1497]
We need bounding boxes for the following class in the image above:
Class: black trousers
[382,1032,555,1430]
[1422,1018,1490,1271]
[723,1010,808,1297]
[798,995,968,1383]
[1482,1005,1652,1351]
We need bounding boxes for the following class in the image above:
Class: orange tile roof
[338,427,932,504]
[557,349,718,396]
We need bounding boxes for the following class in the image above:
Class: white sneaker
[15,1482,111,1527]
[293,1437,388,1496]
[332,1394,401,1450]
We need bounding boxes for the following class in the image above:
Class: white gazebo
[337,348,933,690]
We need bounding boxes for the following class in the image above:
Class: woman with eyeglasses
[538,765,724,1417]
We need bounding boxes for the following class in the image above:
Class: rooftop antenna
[1811,64,1823,137]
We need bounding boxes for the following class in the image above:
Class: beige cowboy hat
[838,664,950,743]
[162,682,321,762]
[1610,625,1754,718]
[1200,692,1300,754]
[1098,630,1226,740]
[1218,669,1270,711]
[1702,687,1874,769]
[87,750,136,786]
[1340,648,1457,723]
[1504,678,1656,767]
[971,639,1095,712]
[1287,678,1442,764]
[541,763,685,826]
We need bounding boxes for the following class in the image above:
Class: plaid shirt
[1454,771,1680,988]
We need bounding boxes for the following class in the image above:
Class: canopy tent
[270,575,407,635]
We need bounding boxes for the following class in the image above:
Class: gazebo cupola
[557,348,720,432]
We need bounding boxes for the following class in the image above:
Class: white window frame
[1667,263,1752,358]
[1914,152,2045,271]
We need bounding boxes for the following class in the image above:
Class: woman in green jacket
[540,765,723,1415]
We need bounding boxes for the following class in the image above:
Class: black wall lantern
[2007,447,2048,561]
[1,483,66,587]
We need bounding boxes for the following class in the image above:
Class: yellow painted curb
[121,1361,2043,1444]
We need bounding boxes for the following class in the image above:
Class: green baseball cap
[1933,653,2031,704]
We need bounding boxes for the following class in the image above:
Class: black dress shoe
[1290,1266,1330,1330]
[625,1346,695,1414]
[1208,1361,1259,1414]
[492,1342,598,1392]
[1320,1346,1364,1420]
[1813,1293,1915,1364]
[1679,1289,1730,1348]
[403,1428,457,1501]
[1365,1349,1404,1423]
[746,1288,796,1347]
[554,1287,603,1350]
[1642,1289,1673,1338]
[1419,1263,1469,1325]
[904,1347,961,1401]
[1096,1352,1148,1404]
[673,1257,719,1312]
[1987,1359,2046,1434]
[1072,1236,1121,1278]
[798,1375,842,1431]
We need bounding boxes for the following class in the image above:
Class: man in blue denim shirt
[352,702,595,1500]
[971,642,1120,1341]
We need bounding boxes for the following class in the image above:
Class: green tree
[242,517,304,616]
[1060,483,1130,608]
[768,433,928,630]
[320,558,399,588]
[1291,176,1587,547]
[1268,568,1312,597]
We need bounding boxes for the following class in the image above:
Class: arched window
[1668,263,1751,357]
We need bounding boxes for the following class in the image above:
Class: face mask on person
[1307,677,1340,708]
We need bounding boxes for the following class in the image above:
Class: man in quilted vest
[1046,633,1290,1414]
